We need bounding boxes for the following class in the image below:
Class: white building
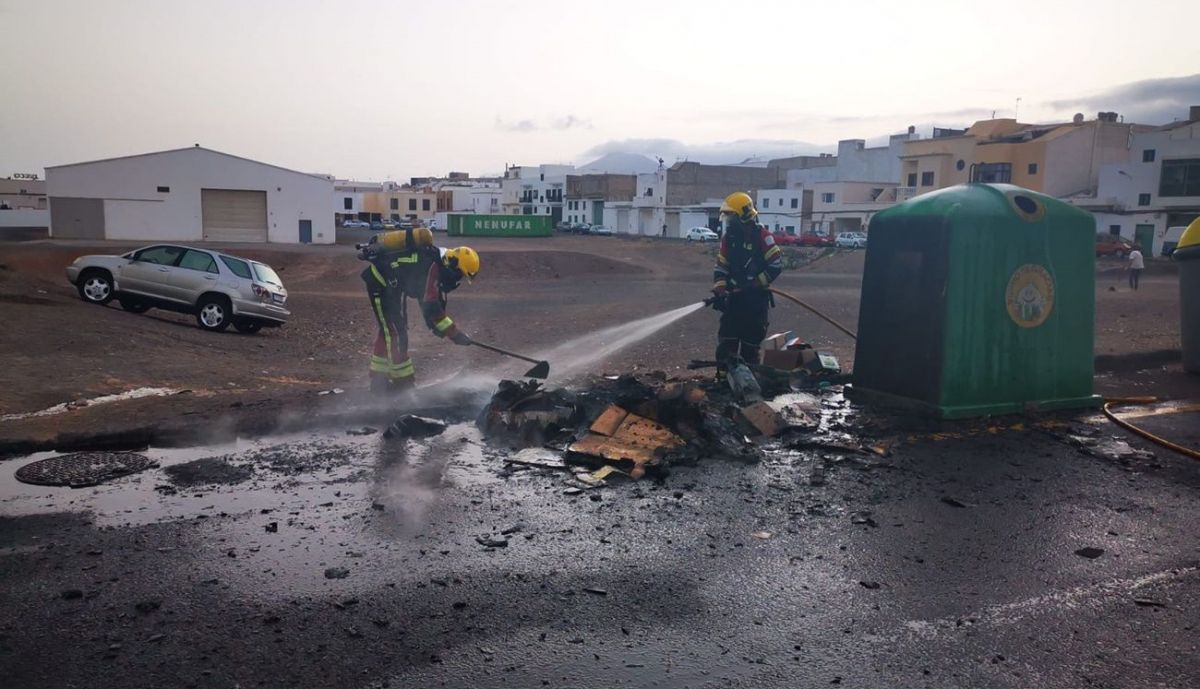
[1072,107,1200,256]
[783,135,912,234]
[500,164,574,225]
[809,181,898,235]
[47,146,334,244]
[0,175,49,230]
[334,179,383,224]
[432,183,502,230]
[755,189,806,234]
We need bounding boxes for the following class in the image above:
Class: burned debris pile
[477,368,860,481]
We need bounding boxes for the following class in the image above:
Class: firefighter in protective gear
[712,191,782,380]
[359,228,478,393]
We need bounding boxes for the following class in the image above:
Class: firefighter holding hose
[710,192,782,381]
[357,227,480,394]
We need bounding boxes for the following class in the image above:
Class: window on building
[1142,149,1156,163]
[343,197,353,210]
[906,173,917,187]
[971,163,1012,184]
[785,225,795,233]
[645,187,653,197]
[1138,193,1151,206]
[920,171,935,186]
[821,193,835,203]
[1109,225,1121,236]
[1160,159,1200,197]
[390,198,399,210]
[1027,163,1038,175]
[955,160,965,171]
[156,186,170,193]
[763,198,770,209]
[791,198,798,209]
[422,199,430,211]
[408,198,417,211]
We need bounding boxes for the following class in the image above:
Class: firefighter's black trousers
[716,289,771,373]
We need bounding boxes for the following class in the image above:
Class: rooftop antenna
[1015,97,1022,119]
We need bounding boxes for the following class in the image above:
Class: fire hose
[767,287,857,341]
[1103,397,1200,461]
[702,286,857,340]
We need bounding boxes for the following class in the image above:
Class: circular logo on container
[1006,264,1055,328]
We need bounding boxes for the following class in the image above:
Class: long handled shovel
[471,339,551,379]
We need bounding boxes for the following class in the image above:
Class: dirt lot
[0,234,1195,451]
[2,235,1199,689]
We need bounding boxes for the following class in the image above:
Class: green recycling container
[852,183,1101,418]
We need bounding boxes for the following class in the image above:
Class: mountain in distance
[577,152,660,174]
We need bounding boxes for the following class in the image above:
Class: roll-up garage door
[201,189,268,242]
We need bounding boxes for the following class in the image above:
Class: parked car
[685,227,720,242]
[1095,234,1133,257]
[591,225,614,236]
[799,232,834,247]
[771,231,801,246]
[381,219,398,229]
[835,232,868,248]
[572,223,593,235]
[555,221,572,233]
[369,221,384,231]
[342,219,369,229]
[65,244,290,333]
[1161,226,1187,256]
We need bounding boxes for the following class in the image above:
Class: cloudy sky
[2,0,1198,180]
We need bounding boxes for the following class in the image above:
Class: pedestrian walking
[1127,244,1145,290]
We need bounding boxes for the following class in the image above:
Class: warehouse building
[46,146,333,244]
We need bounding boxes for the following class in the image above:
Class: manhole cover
[15,452,158,488]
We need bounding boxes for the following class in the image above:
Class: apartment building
[500,164,573,225]
[761,134,913,235]
[898,115,1151,200]
[1072,106,1200,255]
[564,173,636,226]
[334,179,383,224]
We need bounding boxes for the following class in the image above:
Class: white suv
[686,227,719,242]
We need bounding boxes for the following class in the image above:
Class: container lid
[1179,217,1200,250]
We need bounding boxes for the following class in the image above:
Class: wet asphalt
[1,398,1198,689]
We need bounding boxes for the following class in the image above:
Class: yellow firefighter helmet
[444,246,480,281]
[720,191,757,222]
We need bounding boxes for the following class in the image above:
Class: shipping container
[447,214,552,237]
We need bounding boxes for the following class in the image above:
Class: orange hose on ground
[1103,398,1200,461]
[768,287,857,340]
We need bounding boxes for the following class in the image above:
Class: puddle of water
[0,431,380,526]
[0,423,504,530]
[0,387,179,422]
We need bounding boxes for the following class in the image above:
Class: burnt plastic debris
[384,415,448,440]
[478,379,580,447]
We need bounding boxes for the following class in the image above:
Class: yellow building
[899,115,1153,199]
[361,188,437,221]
